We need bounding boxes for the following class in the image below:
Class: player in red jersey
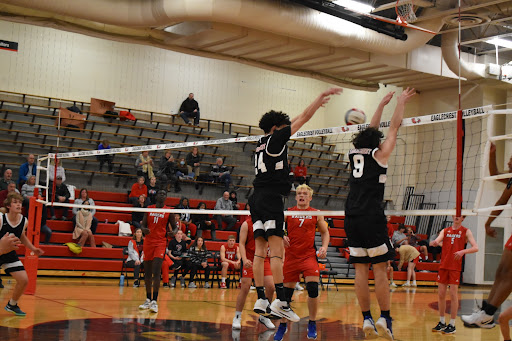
[430,214,478,334]
[232,217,275,331]
[273,184,330,341]
[220,235,240,289]
[138,190,176,313]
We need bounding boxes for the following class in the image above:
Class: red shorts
[242,259,271,279]
[283,256,320,283]
[143,242,166,261]
[505,235,512,251]
[437,269,460,285]
[411,255,420,265]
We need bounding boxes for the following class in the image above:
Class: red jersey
[144,205,171,245]
[224,245,238,261]
[286,206,319,260]
[440,225,468,271]
[244,221,256,261]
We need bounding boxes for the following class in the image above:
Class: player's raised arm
[316,215,330,259]
[369,91,395,129]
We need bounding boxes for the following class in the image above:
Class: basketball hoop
[396,0,417,23]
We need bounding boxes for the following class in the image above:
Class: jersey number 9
[352,155,364,178]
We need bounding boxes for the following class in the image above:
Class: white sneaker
[232,315,242,330]
[269,299,300,322]
[254,298,270,315]
[258,315,276,329]
[295,283,304,291]
[402,282,410,287]
[149,300,158,313]
[250,285,256,290]
[375,317,394,340]
[390,282,398,288]
[411,281,417,287]
[363,318,379,339]
[461,310,495,329]
[138,298,151,310]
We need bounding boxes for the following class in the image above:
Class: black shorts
[344,215,395,264]
[0,251,25,274]
[249,187,286,240]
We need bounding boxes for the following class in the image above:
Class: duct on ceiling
[441,31,486,80]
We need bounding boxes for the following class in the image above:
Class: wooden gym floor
[0,278,505,340]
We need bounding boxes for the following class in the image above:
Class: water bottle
[119,274,125,287]
[187,230,191,239]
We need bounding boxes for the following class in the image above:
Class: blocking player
[232,218,275,331]
[430,214,478,334]
[220,235,241,289]
[139,189,176,313]
[344,88,416,340]
[462,143,512,328]
[250,87,342,321]
[274,184,330,341]
[1,192,44,316]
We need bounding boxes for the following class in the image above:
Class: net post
[456,109,463,217]
[24,196,42,295]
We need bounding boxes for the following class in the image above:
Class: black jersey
[0,213,26,239]
[345,147,387,216]
[252,125,292,195]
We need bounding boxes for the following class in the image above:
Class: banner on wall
[0,40,18,52]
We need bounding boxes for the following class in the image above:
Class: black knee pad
[306,282,319,298]
[284,287,295,303]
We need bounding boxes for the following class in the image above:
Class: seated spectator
[131,194,148,230]
[219,235,240,289]
[147,177,158,204]
[126,227,144,287]
[164,230,190,288]
[134,151,154,183]
[72,201,96,248]
[0,181,21,214]
[176,157,194,180]
[211,158,232,192]
[392,224,408,248]
[407,227,429,261]
[293,159,309,186]
[157,151,180,193]
[72,188,99,234]
[179,93,200,126]
[214,191,237,233]
[192,202,213,239]
[229,191,239,210]
[48,176,70,220]
[184,237,211,288]
[48,159,66,183]
[97,139,114,173]
[129,177,148,205]
[176,197,197,238]
[186,147,201,179]
[0,169,13,191]
[428,231,442,262]
[18,154,36,187]
[21,175,36,213]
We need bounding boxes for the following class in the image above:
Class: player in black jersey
[345,88,415,340]
[0,192,44,316]
[250,87,342,322]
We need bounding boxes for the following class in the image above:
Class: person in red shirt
[129,177,148,205]
[138,190,176,314]
[292,159,309,186]
[430,214,478,334]
[220,235,240,289]
[232,216,275,331]
[275,184,330,340]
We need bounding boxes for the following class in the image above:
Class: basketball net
[396,0,417,24]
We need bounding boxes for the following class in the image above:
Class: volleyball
[344,108,366,125]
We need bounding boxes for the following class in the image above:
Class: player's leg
[443,284,459,334]
[149,257,163,313]
[140,259,153,309]
[233,277,252,329]
[305,276,320,340]
[221,261,229,287]
[5,269,28,316]
[498,305,512,341]
[433,282,447,332]
[373,262,393,340]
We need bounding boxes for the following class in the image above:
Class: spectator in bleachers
[176,197,197,238]
[185,237,211,288]
[18,154,36,187]
[407,227,429,261]
[176,157,194,180]
[0,169,13,191]
[197,158,232,194]
[166,230,190,288]
[157,151,180,193]
[192,202,213,239]
[48,159,66,183]
[21,175,36,212]
[428,231,442,262]
[179,93,200,126]
[129,177,148,205]
[0,181,20,214]
[397,244,420,287]
[135,151,154,183]
[72,201,96,248]
[220,235,240,289]
[292,159,309,187]
[186,147,201,180]
[72,188,99,234]
[48,176,70,220]
[214,191,237,233]
[229,191,239,210]
[147,177,158,205]
[97,139,114,173]
[131,194,148,230]
[126,227,144,288]
[392,224,409,247]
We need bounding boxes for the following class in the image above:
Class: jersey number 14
[255,152,267,175]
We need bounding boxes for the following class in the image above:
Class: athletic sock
[440,316,445,324]
[362,310,372,320]
[221,277,226,283]
[235,311,242,319]
[152,292,159,301]
[9,299,17,306]
[275,283,286,301]
[449,319,456,326]
[256,286,266,300]
[380,310,391,319]
[484,303,498,316]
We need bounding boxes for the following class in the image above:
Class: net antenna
[396,0,417,23]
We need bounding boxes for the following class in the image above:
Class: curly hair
[259,110,291,134]
[351,127,384,149]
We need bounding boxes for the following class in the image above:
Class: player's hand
[380,91,395,106]
[318,88,342,107]
[0,234,21,254]
[243,259,252,268]
[429,240,438,247]
[485,223,497,238]
[490,143,496,154]
[201,262,207,267]
[317,247,327,259]
[135,260,141,266]
[453,250,465,260]
[33,248,44,256]
[206,221,211,225]
[397,87,416,104]
[283,236,290,248]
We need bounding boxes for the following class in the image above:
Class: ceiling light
[333,0,374,14]
[487,38,512,49]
